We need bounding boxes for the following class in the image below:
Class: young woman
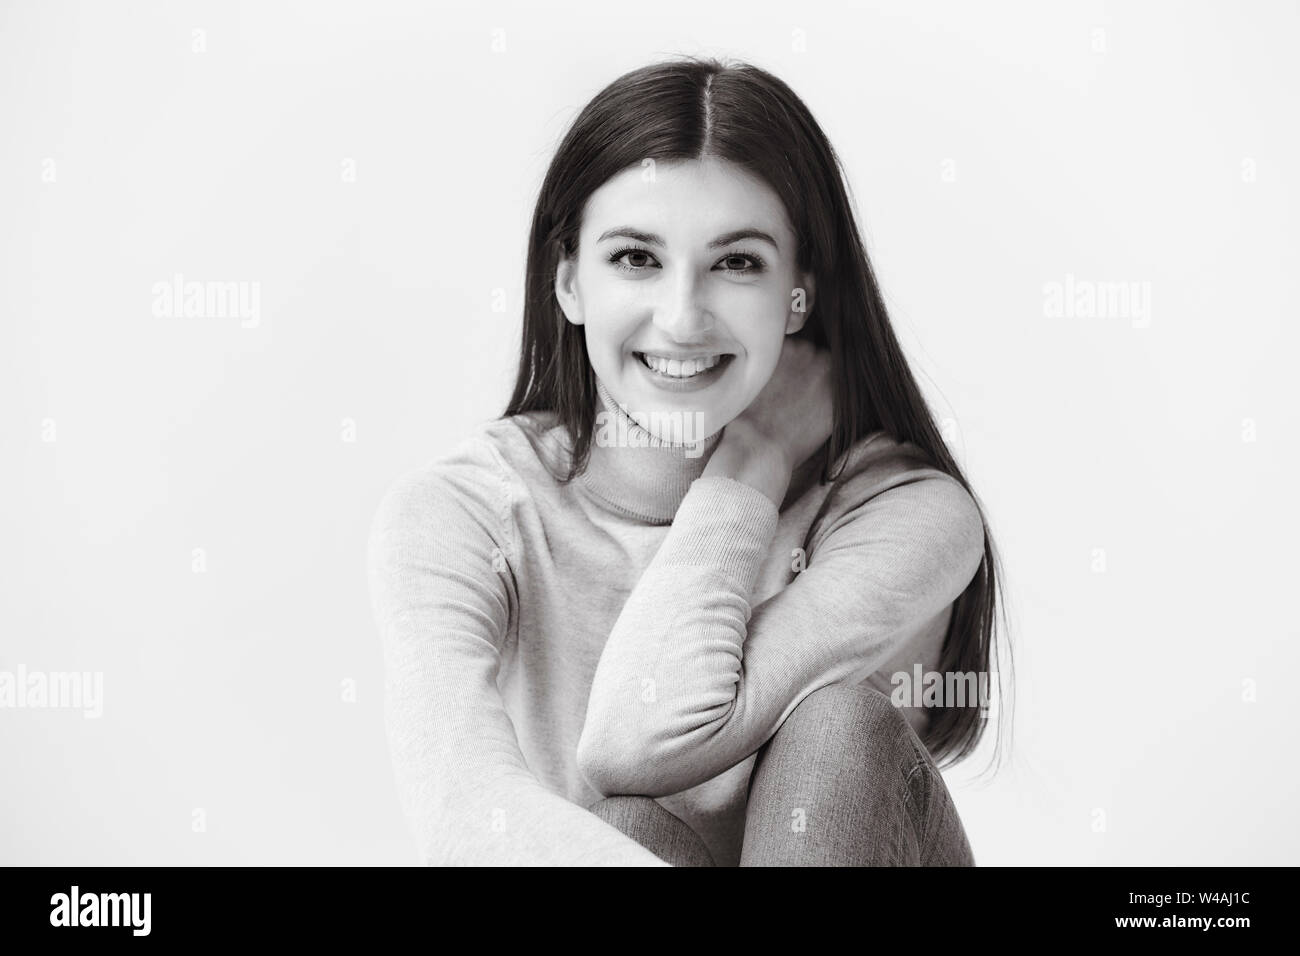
[368,56,1010,867]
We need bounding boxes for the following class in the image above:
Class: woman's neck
[577,377,725,523]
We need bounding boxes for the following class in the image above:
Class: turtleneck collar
[578,377,725,524]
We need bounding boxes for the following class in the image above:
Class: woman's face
[555,155,814,443]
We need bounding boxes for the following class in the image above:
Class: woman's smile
[632,350,736,392]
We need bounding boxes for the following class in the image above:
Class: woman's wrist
[702,419,793,507]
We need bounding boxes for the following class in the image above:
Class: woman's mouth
[632,351,734,392]
[634,351,733,378]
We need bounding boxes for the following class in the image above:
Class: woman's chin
[627,407,717,446]
[602,373,742,446]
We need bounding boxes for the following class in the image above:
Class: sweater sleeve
[575,436,986,797]
[368,446,668,866]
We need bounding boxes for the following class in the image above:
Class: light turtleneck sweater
[367,378,986,866]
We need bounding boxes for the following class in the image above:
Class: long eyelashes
[606,245,767,275]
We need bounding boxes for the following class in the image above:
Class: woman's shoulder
[813,429,984,554]
[832,429,949,486]
[372,411,568,525]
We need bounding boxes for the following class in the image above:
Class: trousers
[587,682,976,866]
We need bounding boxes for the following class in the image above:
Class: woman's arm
[575,448,985,798]
[575,337,986,799]
[369,456,667,866]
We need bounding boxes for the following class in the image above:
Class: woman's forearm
[576,475,782,796]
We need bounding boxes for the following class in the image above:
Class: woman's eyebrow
[595,226,780,251]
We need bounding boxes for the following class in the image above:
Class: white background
[2,0,1296,865]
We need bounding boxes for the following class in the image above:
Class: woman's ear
[785,271,816,334]
[554,256,585,327]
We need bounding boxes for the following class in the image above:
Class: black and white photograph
[1,0,1294,926]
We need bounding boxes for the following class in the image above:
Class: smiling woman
[368,55,1011,867]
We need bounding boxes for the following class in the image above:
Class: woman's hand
[702,336,834,506]
[731,336,834,471]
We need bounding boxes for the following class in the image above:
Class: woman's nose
[652,272,715,340]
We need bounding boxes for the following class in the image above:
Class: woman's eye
[609,248,659,272]
[720,254,763,273]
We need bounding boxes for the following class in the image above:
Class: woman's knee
[779,683,914,751]
[587,795,716,867]
[756,681,932,794]
[746,683,974,866]
[587,795,663,828]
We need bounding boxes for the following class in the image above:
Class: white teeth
[640,353,723,378]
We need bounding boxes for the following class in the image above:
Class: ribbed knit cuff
[660,475,780,584]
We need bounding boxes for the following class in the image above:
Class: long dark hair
[504,55,1012,773]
